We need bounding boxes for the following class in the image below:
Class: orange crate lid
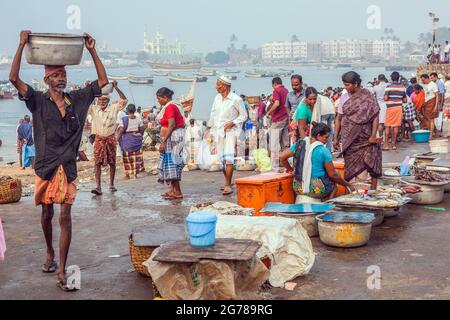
[235,173,293,185]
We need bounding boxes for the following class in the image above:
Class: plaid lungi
[158,128,187,184]
[123,150,145,176]
[94,134,117,166]
[403,102,416,121]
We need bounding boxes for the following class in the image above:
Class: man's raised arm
[9,30,31,96]
[84,33,108,88]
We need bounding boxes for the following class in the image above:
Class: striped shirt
[385,83,406,108]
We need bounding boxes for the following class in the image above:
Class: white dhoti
[378,101,387,124]
[216,132,236,165]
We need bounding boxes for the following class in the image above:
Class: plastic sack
[215,215,315,288]
[252,148,272,172]
[144,249,269,300]
[196,141,213,170]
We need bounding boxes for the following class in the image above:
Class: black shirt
[19,81,101,182]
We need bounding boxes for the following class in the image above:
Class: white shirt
[445,80,450,99]
[118,116,143,132]
[318,95,335,116]
[424,81,439,102]
[117,110,142,124]
[186,125,203,142]
[208,92,248,137]
[445,44,450,54]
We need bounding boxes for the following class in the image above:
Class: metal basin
[316,214,373,248]
[408,184,445,205]
[274,212,321,237]
[25,33,84,66]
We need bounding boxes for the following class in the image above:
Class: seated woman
[280,122,355,200]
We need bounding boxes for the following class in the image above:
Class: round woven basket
[0,178,22,205]
[128,234,155,277]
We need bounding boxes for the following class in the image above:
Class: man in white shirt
[373,74,388,137]
[89,80,128,195]
[420,74,439,137]
[208,75,247,195]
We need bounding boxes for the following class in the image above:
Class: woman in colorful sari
[156,87,187,200]
[117,104,146,179]
[280,122,355,200]
[334,71,382,190]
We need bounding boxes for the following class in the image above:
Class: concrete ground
[1,141,450,300]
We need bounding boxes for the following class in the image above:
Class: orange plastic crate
[235,173,295,216]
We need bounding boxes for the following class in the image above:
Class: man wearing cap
[208,75,247,195]
[9,30,108,291]
[89,80,127,195]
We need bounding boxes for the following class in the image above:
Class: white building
[143,27,185,56]
[262,41,307,61]
[369,39,400,59]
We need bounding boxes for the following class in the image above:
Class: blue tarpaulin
[260,202,336,214]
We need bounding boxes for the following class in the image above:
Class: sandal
[222,186,233,195]
[91,188,102,196]
[165,195,183,200]
[392,146,398,151]
[220,183,235,191]
[42,260,57,273]
[109,186,117,193]
[56,278,78,292]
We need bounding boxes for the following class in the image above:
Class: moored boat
[108,75,128,81]
[168,74,207,83]
[225,69,241,74]
[128,74,154,84]
[147,62,202,71]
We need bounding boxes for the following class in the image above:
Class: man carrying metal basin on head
[9,30,108,292]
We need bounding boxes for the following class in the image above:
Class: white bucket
[429,139,449,154]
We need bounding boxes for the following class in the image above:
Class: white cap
[217,75,232,86]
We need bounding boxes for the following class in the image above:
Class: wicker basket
[128,234,156,277]
[0,178,22,204]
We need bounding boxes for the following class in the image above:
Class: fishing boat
[336,63,352,68]
[228,75,237,80]
[153,71,169,76]
[108,75,128,81]
[168,74,207,83]
[194,69,216,76]
[244,71,264,78]
[147,62,202,71]
[225,69,241,74]
[280,68,294,73]
[128,75,154,85]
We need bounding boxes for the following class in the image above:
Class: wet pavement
[1,141,450,300]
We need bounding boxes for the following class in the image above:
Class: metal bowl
[408,184,445,205]
[316,214,373,248]
[274,212,321,237]
[25,33,85,66]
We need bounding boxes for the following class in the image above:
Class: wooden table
[153,238,261,263]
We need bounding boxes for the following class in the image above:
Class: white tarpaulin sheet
[216,215,315,288]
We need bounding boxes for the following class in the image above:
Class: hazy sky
[2,0,449,55]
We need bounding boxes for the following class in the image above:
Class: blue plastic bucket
[185,211,218,247]
[412,130,430,143]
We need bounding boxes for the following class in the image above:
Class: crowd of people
[7,30,450,292]
[427,41,450,64]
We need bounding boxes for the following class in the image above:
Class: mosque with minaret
[143,26,185,56]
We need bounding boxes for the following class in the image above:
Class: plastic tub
[185,211,217,247]
[429,139,449,154]
[412,130,431,143]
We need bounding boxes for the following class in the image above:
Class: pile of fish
[328,188,411,208]
[414,168,447,182]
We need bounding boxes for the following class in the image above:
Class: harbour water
[0,65,388,162]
